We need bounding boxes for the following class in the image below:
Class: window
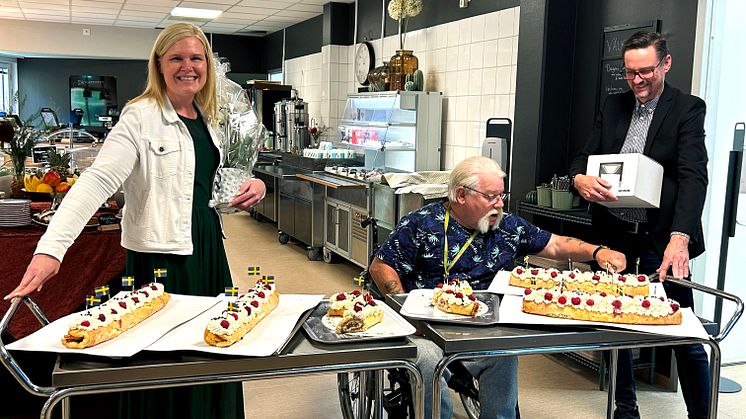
[0,59,18,115]
[268,69,283,82]
[0,64,10,113]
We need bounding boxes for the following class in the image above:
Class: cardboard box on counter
[586,153,663,208]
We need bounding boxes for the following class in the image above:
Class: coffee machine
[273,92,310,153]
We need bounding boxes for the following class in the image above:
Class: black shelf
[517,201,593,226]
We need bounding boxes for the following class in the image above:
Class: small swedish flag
[86,295,101,309]
[227,301,240,312]
[247,266,261,276]
[353,276,365,287]
[262,275,275,284]
[224,286,239,297]
[121,276,134,288]
[94,285,110,298]
[523,255,529,267]
[153,268,168,280]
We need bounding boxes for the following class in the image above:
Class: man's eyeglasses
[619,57,664,80]
[462,185,509,204]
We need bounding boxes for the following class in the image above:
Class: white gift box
[586,153,663,208]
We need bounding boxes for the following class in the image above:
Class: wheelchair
[336,229,481,418]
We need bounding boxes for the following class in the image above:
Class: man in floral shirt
[371,156,626,419]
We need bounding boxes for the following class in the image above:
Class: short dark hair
[623,31,669,61]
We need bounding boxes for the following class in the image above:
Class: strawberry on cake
[521,287,681,325]
[335,294,384,333]
[204,280,280,347]
[433,279,479,316]
[62,283,171,349]
[509,267,650,297]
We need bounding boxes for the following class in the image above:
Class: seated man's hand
[574,174,618,202]
[595,247,627,273]
[229,178,266,212]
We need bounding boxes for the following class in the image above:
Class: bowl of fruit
[22,170,75,202]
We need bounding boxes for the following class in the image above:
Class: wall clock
[354,41,375,85]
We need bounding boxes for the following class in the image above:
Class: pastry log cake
[522,288,682,325]
[204,280,280,347]
[432,279,479,316]
[61,283,171,349]
[510,267,650,297]
[327,289,366,317]
[335,293,384,333]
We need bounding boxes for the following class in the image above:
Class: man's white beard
[477,209,503,234]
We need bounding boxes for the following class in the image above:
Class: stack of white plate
[0,199,32,227]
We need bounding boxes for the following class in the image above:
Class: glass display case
[337,91,442,172]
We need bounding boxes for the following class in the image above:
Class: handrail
[0,296,56,396]
[665,277,744,342]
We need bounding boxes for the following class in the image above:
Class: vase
[389,50,418,91]
[368,62,390,92]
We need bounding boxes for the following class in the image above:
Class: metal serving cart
[0,298,423,419]
[387,278,742,419]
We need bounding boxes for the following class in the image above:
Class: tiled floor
[223,212,746,418]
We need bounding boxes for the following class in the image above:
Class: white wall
[692,0,746,364]
[281,7,520,170]
[0,19,159,60]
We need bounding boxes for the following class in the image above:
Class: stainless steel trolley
[387,278,742,419]
[0,298,423,419]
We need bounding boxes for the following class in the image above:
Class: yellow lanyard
[443,206,478,280]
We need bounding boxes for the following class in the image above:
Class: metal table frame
[1,298,424,419]
[388,278,742,419]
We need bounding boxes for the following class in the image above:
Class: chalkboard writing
[600,58,629,99]
[597,21,660,111]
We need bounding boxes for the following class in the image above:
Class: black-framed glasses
[462,185,509,204]
[619,57,664,80]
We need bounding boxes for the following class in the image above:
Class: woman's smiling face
[158,36,207,103]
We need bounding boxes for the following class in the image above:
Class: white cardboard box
[586,153,663,208]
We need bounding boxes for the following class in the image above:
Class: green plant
[46,148,71,178]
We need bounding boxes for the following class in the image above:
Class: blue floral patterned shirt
[375,201,552,291]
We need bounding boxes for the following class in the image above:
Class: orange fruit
[56,182,71,193]
[43,171,61,188]
[36,183,54,193]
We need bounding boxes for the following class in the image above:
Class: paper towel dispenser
[483,118,512,189]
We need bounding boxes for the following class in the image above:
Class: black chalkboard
[597,21,660,110]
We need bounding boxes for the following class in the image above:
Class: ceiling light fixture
[170,7,223,19]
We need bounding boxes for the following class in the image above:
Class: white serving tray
[7,293,220,358]
[146,294,324,356]
[498,294,709,339]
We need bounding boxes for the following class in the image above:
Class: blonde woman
[6,23,261,418]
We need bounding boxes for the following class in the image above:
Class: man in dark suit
[569,31,710,419]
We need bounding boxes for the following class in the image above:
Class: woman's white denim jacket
[35,97,224,262]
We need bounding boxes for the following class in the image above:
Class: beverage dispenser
[287,96,310,153]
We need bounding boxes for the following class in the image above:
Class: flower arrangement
[309,124,330,145]
[387,0,423,50]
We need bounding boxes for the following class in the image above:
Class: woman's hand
[3,254,61,300]
[229,178,266,212]
[573,174,618,202]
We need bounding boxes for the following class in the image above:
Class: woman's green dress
[118,113,244,419]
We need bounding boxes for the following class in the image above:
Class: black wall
[17,58,147,124]
[511,0,699,211]
[210,33,264,73]
[285,15,324,60]
[263,31,285,71]
[355,0,519,42]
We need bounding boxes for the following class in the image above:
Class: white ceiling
[0,0,354,36]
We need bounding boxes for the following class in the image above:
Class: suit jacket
[569,83,708,259]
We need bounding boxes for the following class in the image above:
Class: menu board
[597,21,660,110]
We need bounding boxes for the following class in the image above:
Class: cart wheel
[278,232,290,244]
[307,248,322,261]
[323,247,335,263]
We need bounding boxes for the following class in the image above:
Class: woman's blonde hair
[130,23,217,120]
